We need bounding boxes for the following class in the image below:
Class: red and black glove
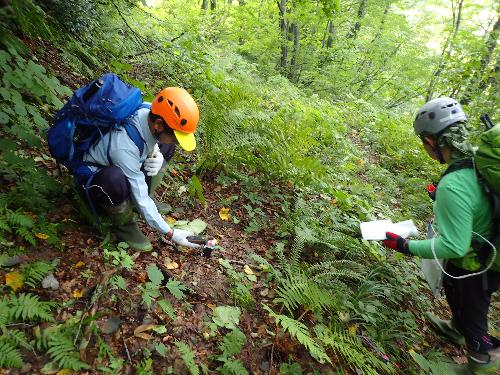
[382,232,411,256]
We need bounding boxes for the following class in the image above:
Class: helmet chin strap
[433,145,446,164]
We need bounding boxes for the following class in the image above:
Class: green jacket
[409,167,498,272]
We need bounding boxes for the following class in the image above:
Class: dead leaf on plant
[134,323,156,340]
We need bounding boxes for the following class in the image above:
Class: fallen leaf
[5,271,23,291]
[166,217,177,225]
[206,303,216,309]
[71,261,85,269]
[203,331,210,340]
[134,324,156,340]
[72,289,83,299]
[56,369,74,375]
[348,325,357,336]
[243,265,254,275]
[166,261,179,270]
[219,207,230,221]
[35,233,49,240]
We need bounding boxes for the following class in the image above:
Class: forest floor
[2,37,497,375]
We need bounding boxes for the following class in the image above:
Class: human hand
[382,232,411,255]
[170,229,202,249]
[144,144,164,176]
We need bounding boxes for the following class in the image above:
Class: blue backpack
[47,73,149,186]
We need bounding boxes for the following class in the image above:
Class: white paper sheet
[360,219,419,240]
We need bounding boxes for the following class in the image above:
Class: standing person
[81,87,202,252]
[381,97,499,374]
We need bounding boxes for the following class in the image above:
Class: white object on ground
[360,219,419,241]
[42,273,59,290]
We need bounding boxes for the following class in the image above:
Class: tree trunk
[288,22,299,81]
[278,0,288,69]
[346,0,367,39]
[201,0,209,10]
[326,19,334,48]
[210,0,216,10]
[460,14,500,104]
[425,0,463,101]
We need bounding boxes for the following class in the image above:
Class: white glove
[170,229,201,249]
[144,144,164,176]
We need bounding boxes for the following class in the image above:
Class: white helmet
[413,97,467,136]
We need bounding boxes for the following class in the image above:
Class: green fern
[315,325,394,375]
[20,260,58,287]
[175,341,199,375]
[46,333,90,370]
[7,293,54,322]
[274,273,338,314]
[6,211,34,228]
[0,339,23,368]
[219,359,249,375]
[263,305,330,364]
[5,329,31,350]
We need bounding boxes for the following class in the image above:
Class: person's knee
[89,166,130,207]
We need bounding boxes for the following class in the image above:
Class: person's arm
[408,183,473,259]
[112,148,172,234]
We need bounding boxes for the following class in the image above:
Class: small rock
[2,255,24,267]
[250,332,259,338]
[102,317,122,334]
[20,363,32,374]
[42,273,59,290]
[259,288,269,297]
[260,360,270,372]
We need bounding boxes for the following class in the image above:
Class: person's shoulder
[439,167,480,195]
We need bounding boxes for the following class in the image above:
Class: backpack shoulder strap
[441,158,474,179]
[123,122,146,156]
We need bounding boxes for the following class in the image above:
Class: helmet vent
[428,112,436,120]
[451,109,457,114]
[181,119,187,126]
[158,96,164,103]
[167,99,174,107]
[174,107,180,117]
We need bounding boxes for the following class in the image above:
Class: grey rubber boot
[104,200,153,252]
[448,347,500,374]
[149,170,172,214]
[425,312,466,347]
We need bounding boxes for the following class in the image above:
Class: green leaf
[158,299,176,320]
[155,342,167,357]
[141,282,161,309]
[147,264,164,285]
[219,329,246,357]
[166,279,188,300]
[186,219,207,234]
[174,341,199,375]
[212,306,241,329]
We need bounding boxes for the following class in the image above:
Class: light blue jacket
[83,107,171,234]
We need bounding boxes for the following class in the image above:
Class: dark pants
[444,262,500,353]
[84,144,175,209]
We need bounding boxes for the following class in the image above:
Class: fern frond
[6,211,33,228]
[0,218,11,232]
[6,329,31,350]
[315,325,394,375]
[219,359,249,375]
[274,273,337,314]
[15,227,35,246]
[47,333,90,370]
[0,339,23,368]
[175,341,199,375]
[8,293,54,322]
[309,260,366,287]
[21,261,57,287]
[263,305,330,364]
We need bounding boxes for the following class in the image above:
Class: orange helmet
[151,87,199,151]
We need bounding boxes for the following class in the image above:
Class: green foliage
[140,282,161,310]
[46,332,90,370]
[158,299,176,321]
[188,175,206,207]
[4,293,54,322]
[263,304,330,364]
[12,0,52,39]
[20,259,58,287]
[135,357,153,375]
[216,329,248,375]
[212,306,241,330]
[166,279,188,300]
[146,264,164,285]
[0,340,23,368]
[315,325,394,375]
[175,341,199,375]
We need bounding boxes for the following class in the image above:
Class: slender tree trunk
[288,21,299,81]
[346,0,367,39]
[210,0,216,10]
[201,0,209,10]
[425,0,463,101]
[461,14,500,104]
[278,0,288,69]
[326,19,334,48]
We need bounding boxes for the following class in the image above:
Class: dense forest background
[0,0,498,374]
